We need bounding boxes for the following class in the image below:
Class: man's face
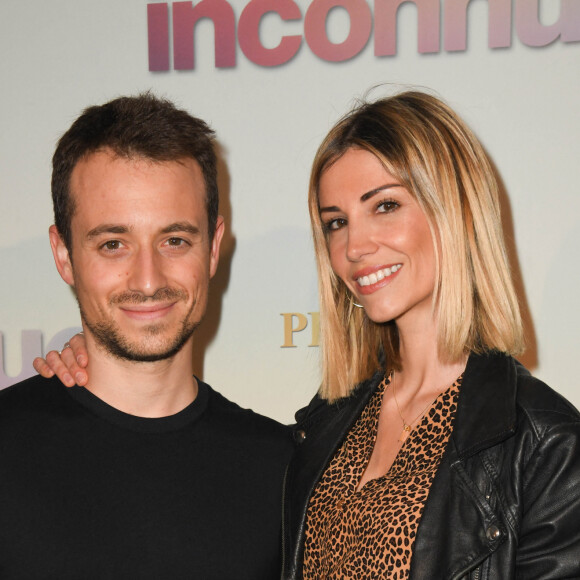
[50,150,223,362]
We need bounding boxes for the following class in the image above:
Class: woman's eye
[325,218,346,232]
[377,199,399,213]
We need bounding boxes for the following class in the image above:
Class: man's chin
[81,309,200,364]
[112,348,179,363]
[99,335,191,363]
[88,325,196,363]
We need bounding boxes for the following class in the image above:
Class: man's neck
[82,341,198,418]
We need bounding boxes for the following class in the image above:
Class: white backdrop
[1,0,579,423]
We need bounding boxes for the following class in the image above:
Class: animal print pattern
[303,374,461,579]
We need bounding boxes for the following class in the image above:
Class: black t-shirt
[0,375,293,579]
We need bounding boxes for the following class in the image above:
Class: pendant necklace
[391,371,436,443]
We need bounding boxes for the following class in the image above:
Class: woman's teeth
[357,264,402,287]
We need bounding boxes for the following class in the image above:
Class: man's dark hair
[52,93,219,251]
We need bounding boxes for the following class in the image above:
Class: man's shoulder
[0,375,65,411]
[201,380,292,439]
[0,375,76,440]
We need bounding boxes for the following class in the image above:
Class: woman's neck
[395,315,467,403]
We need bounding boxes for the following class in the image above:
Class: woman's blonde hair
[309,91,524,401]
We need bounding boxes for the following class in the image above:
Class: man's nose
[127,248,168,296]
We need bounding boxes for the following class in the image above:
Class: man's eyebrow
[161,222,201,236]
[86,224,131,239]
[86,222,201,239]
[319,183,401,213]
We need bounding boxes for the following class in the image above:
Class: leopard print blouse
[302,374,461,579]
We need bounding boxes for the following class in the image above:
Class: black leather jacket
[282,352,580,579]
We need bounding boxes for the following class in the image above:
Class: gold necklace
[391,371,436,443]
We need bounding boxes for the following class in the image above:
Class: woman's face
[318,148,436,328]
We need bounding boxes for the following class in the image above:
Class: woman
[37,91,580,578]
[281,91,580,578]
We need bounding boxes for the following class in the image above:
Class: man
[0,94,293,578]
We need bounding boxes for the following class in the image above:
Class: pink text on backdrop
[148,0,580,70]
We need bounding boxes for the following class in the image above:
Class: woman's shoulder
[514,364,580,435]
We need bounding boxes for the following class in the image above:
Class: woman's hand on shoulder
[33,332,88,387]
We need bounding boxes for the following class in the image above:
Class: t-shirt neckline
[66,378,209,434]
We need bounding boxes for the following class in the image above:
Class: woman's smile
[354,263,403,290]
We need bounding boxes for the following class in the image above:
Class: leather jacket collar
[451,352,517,459]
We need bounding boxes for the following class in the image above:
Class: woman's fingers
[32,333,89,387]
[34,349,75,386]
[33,356,56,379]
[68,332,88,368]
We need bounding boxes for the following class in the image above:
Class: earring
[349,293,363,309]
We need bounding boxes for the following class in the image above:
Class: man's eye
[167,237,185,246]
[102,240,121,251]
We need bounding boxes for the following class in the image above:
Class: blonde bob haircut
[309,91,524,401]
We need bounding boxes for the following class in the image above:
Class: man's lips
[352,264,402,295]
[119,302,176,320]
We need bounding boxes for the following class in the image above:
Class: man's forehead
[69,151,208,233]
[69,150,206,201]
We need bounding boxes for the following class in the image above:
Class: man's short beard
[84,317,199,362]
[78,289,199,362]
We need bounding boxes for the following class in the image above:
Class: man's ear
[49,225,74,286]
[209,216,225,279]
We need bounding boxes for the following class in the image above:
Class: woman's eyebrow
[320,183,401,213]
[360,183,401,203]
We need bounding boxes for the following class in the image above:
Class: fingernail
[77,356,86,365]
[64,374,74,385]
[75,372,86,384]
